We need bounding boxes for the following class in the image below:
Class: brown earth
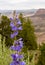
[30,9,45,44]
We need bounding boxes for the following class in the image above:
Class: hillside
[30,9,45,43]
[35,9,45,17]
[0,9,45,43]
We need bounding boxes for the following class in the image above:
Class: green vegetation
[0,36,12,65]
[37,43,45,65]
[0,15,14,49]
[18,14,37,52]
[0,13,45,65]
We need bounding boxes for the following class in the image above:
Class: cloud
[0,0,45,10]
[0,0,28,4]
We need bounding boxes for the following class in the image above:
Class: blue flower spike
[10,14,26,65]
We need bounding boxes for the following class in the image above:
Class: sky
[0,0,45,10]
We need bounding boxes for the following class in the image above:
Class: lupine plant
[10,15,26,65]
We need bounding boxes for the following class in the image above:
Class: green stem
[28,50,30,65]
[1,35,3,53]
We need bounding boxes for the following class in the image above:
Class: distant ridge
[0,9,37,14]
[34,9,45,17]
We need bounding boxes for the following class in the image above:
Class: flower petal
[10,34,15,38]
[14,31,18,36]
[19,61,26,65]
[14,41,18,45]
[10,22,14,27]
[12,26,18,31]
[18,38,23,41]
[17,21,22,25]
[10,46,15,50]
[10,61,19,65]
[18,26,22,30]
[10,18,13,21]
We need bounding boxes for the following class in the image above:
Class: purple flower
[10,46,15,50]
[10,14,26,65]
[11,54,18,61]
[10,45,22,51]
[10,61,19,65]
[17,20,22,25]
[14,31,18,36]
[11,54,23,60]
[15,45,22,51]
[11,54,17,61]
[19,40,23,44]
[20,44,23,48]
[18,41,23,48]
[19,61,26,65]
[14,40,23,48]
[18,55,23,59]
[18,38,23,41]
[12,26,18,31]
[18,26,22,30]
[11,31,18,38]
[11,34,15,38]
[14,41,18,45]
[11,54,18,58]
[16,40,23,48]
[11,54,23,59]
[10,18,13,21]
[10,62,15,65]
[10,61,26,65]
[10,22,14,27]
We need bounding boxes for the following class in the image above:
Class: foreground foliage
[37,43,45,65]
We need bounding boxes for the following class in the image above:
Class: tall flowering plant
[10,15,26,65]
